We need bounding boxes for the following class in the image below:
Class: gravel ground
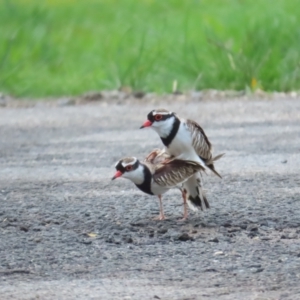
[0,97,300,299]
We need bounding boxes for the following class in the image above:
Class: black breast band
[135,165,153,195]
[160,117,180,147]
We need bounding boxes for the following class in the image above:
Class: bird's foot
[152,214,166,221]
[145,151,159,163]
[161,158,172,164]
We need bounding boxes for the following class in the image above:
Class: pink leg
[145,149,159,163]
[179,189,188,221]
[161,158,172,164]
[153,195,166,220]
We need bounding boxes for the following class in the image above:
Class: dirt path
[0,98,300,299]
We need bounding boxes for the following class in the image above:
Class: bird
[144,148,203,219]
[111,149,205,220]
[140,108,224,210]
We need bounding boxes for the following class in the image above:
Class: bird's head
[112,157,144,184]
[140,109,177,137]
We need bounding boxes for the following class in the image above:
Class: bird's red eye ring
[125,165,133,171]
[154,114,163,121]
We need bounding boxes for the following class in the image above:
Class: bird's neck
[135,164,153,195]
[160,116,181,147]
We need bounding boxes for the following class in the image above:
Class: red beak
[140,120,152,129]
[111,170,123,180]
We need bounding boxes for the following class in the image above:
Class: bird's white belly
[166,123,206,167]
[151,182,169,195]
[167,124,192,156]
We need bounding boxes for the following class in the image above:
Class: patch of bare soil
[0,98,300,299]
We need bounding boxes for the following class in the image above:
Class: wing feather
[186,119,212,161]
[153,159,204,187]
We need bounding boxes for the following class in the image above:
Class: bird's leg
[160,155,174,164]
[145,149,159,163]
[153,195,166,220]
[179,189,188,221]
[162,158,172,164]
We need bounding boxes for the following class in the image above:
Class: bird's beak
[111,170,123,180]
[140,120,152,129]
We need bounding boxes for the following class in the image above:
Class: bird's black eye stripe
[154,114,163,121]
[147,111,155,122]
[115,161,126,173]
[126,165,132,171]
[147,111,173,122]
[131,159,139,170]
[116,159,139,173]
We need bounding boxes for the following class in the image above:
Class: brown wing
[186,119,212,161]
[153,159,205,187]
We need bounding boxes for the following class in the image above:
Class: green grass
[0,0,300,97]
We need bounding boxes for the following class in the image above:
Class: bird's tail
[205,153,225,179]
[183,172,209,211]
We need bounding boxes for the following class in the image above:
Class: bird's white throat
[122,164,145,185]
[151,117,175,138]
